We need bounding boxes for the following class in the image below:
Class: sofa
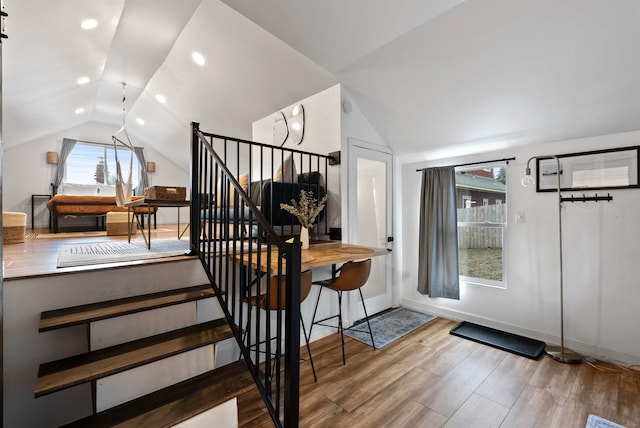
[47,183,157,232]
[249,175,326,235]
[204,170,326,240]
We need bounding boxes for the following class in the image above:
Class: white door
[347,140,393,321]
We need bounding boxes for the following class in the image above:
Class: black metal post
[283,241,301,427]
[189,122,200,256]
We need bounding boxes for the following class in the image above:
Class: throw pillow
[216,173,249,206]
[274,154,298,183]
[298,171,322,185]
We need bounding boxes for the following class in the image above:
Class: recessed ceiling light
[77,76,90,85]
[75,107,85,115]
[155,94,167,104]
[192,51,205,66]
[136,118,145,126]
[81,19,98,30]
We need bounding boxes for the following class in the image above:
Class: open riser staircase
[31,258,257,427]
[18,128,328,427]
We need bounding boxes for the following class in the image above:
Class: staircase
[32,260,256,427]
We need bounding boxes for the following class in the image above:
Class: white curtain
[133,146,149,195]
[52,138,77,193]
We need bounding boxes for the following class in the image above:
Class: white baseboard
[401,299,640,367]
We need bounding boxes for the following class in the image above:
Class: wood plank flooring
[2,225,191,279]
[5,227,640,427]
[239,317,640,428]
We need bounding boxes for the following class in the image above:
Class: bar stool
[245,269,317,382]
[310,258,375,365]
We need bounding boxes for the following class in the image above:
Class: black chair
[310,259,375,365]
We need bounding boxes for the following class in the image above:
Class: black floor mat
[450,321,546,359]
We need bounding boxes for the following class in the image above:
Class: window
[64,142,140,188]
[456,165,507,287]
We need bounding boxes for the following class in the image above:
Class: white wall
[2,122,189,228]
[398,129,640,366]
[252,84,342,230]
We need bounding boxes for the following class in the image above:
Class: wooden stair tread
[35,319,233,398]
[62,360,255,428]
[39,284,215,332]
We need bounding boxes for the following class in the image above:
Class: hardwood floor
[2,225,190,279]
[5,227,639,427]
[239,318,640,428]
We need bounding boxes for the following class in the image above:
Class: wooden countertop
[235,241,389,272]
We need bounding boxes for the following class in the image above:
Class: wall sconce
[329,150,341,165]
[146,161,156,173]
[46,151,59,164]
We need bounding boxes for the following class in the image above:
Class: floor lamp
[522,156,581,364]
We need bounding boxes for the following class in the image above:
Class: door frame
[345,138,394,323]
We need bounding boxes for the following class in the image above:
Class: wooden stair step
[39,284,216,332]
[35,319,234,398]
[61,360,256,428]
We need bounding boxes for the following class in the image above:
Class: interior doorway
[347,139,394,320]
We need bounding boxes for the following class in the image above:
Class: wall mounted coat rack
[561,193,613,203]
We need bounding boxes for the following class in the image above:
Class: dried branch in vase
[280,189,328,228]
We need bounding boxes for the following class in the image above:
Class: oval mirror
[288,104,305,145]
[273,111,289,147]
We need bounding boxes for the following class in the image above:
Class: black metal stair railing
[189,122,329,426]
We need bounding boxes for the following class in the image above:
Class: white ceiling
[3,0,640,168]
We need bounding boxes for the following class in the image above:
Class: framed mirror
[537,146,640,192]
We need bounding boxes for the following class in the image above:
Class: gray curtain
[417,166,460,299]
[52,138,77,192]
[133,146,148,195]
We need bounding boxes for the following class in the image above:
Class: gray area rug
[586,414,626,428]
[344,307,436,348]
[57,239,191,268]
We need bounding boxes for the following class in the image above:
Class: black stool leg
[338,290,346,365]
[300,318,317,382]
[358,288,376,350]
[309,285,324,338]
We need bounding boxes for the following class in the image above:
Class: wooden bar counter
[235,241,389,272]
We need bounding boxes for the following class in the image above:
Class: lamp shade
[46,151,59,164]
[146,161,156,173]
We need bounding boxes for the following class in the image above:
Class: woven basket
[3,212,26,244]
[144,186,186,201]
[106,212,135,236]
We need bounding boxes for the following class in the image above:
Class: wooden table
[235,241,389,273]
[125,199,190,249]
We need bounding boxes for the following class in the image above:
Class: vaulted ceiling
[3,0,640,168]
